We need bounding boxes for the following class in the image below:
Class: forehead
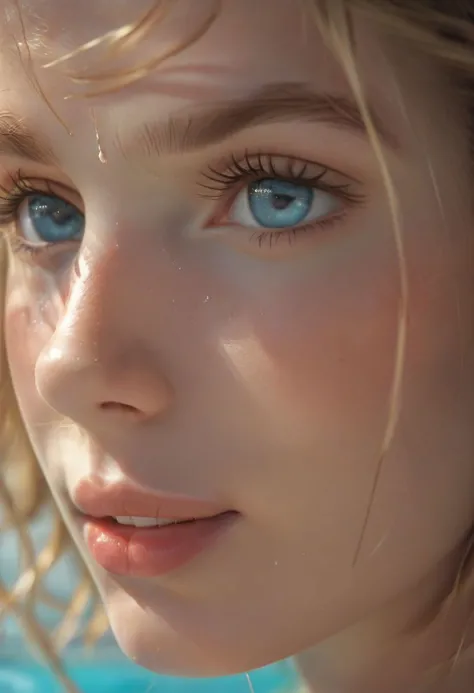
[0,0,379,95]
[0,0,455,162]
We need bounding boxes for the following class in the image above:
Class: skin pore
[1,0,474,691]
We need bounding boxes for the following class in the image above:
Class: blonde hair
[1,1,474,690]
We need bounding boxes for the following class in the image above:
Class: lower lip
[84,512,238,577]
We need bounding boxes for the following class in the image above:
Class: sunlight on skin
[1,1,474,690]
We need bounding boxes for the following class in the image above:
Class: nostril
[99,401,140,414]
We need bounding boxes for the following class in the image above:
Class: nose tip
[36,345,173,428]
[34,242,174,430]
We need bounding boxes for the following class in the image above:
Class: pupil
[272,193,293,210]
[52,207,74,224]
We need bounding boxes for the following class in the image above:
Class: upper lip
[73,477,230,520]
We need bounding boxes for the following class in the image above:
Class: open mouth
[84,511,239,577]
[110,515,204,528]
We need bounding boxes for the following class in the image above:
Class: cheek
[6,261,63,348]
[5,266,62,444]
[217,248,400,451]
[215,210,473,456]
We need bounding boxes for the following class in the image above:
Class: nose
[35,245,173,428]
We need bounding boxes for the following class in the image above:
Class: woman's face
[2,0,474,677]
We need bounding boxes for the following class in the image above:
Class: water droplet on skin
[203,296,210,303]
[90,108,107,164]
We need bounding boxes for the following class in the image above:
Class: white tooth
[131,517,162,527]
[113,515,177,527]
[115,516,134,525]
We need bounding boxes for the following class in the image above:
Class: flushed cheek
[218,264,400,451]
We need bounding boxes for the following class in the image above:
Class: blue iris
[248,179,313,228]
[27,194,84,243]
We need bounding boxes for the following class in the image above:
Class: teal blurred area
[0,656,298,693]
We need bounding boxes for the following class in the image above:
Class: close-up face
[1,0,474,679]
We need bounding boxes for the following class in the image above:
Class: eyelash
[0,172,58,257]
[0,155,364,258]
[199,151,364,246]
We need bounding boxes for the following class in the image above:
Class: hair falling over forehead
[1,0,474,689]
[42,0,222,98]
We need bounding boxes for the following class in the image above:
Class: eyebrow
[0,111,58,165]
[0,82,396,168]
[118,82,397,160]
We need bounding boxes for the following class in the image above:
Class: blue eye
[19,194,84,245]
[227,178,341,230]
[249,179,313,227]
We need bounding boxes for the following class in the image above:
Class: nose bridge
[35,239,172,424]
[62,243,123,357]
[61,233,159,350]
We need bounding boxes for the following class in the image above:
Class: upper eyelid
[5,175,83,211]
[1,151,359,212]
[198,152,361,193]
[202,151,362,185]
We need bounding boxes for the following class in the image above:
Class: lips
[73,477,230,521]
[84,511,238,577]
[73,477,239,577]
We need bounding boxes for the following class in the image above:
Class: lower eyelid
[226,206,349,250]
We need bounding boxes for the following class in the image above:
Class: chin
[110,621,269,678]
[104,590,274,678]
